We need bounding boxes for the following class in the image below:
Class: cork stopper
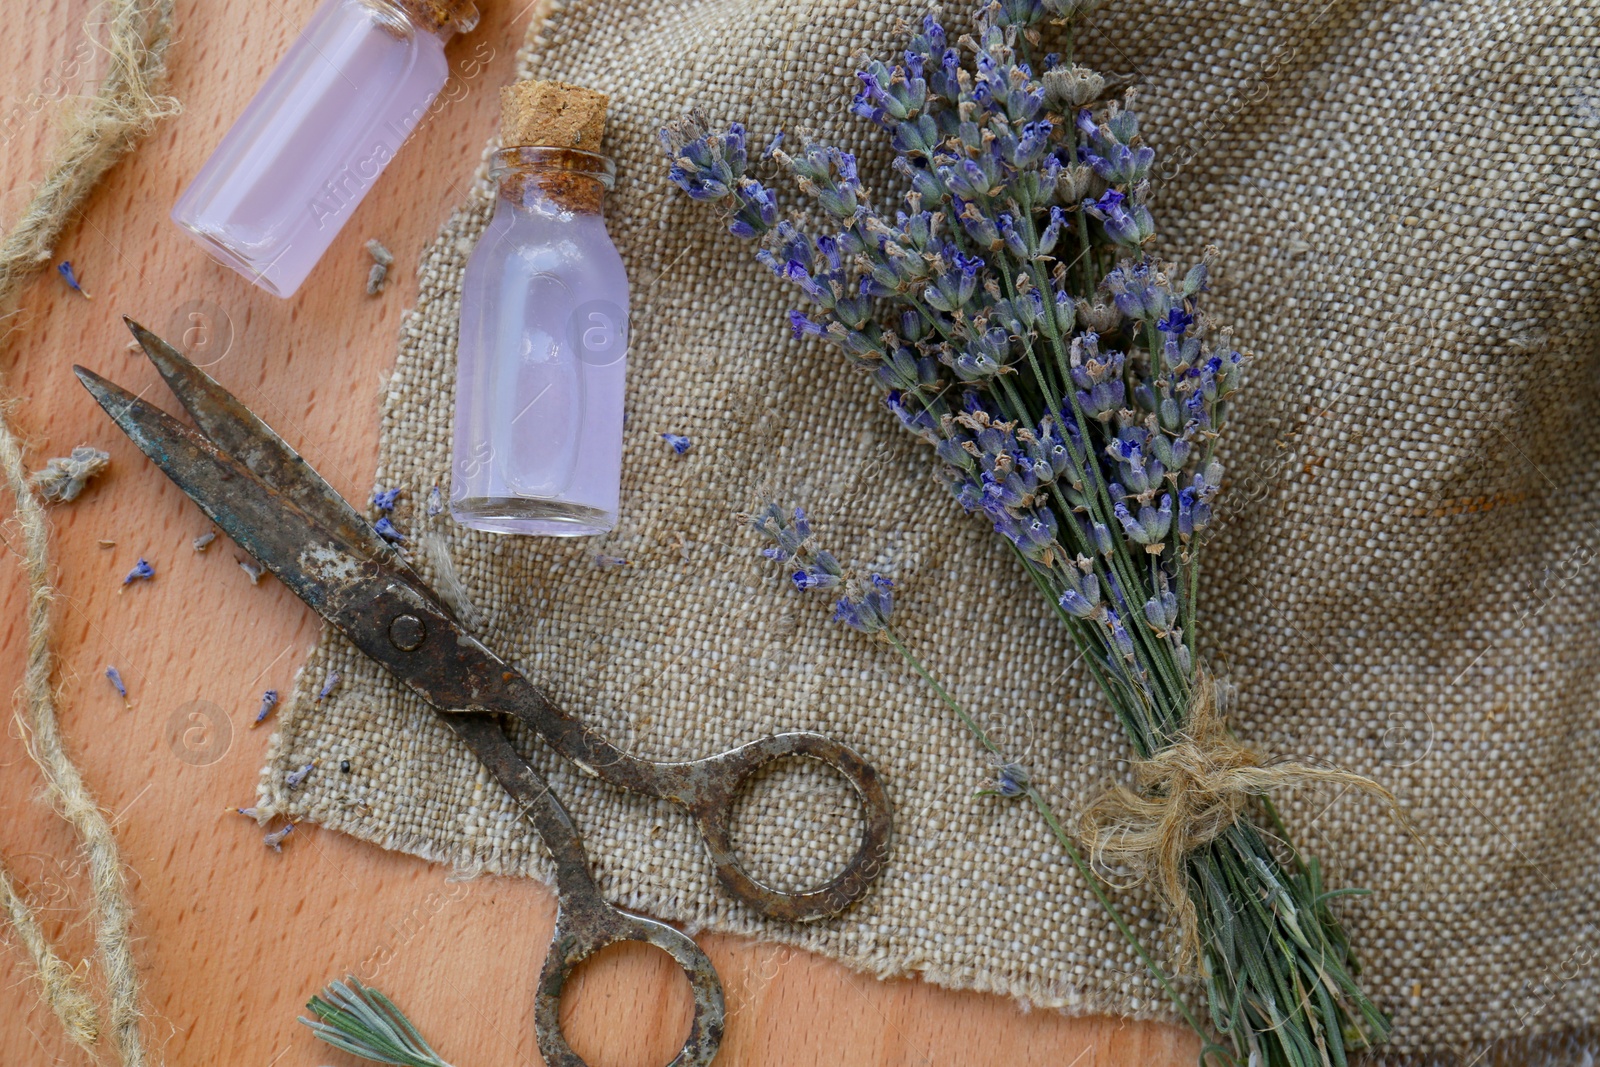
[500,80,609,150]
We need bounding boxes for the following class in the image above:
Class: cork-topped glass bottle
[171,0,479,298]
[450,81,629,536]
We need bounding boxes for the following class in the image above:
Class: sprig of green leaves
[299,976,452,1067]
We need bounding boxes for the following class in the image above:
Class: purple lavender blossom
[57,261,91,298]
[122,558,154,584]
[254,689,280,726]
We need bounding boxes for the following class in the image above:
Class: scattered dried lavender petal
[365,238,394,266]
[253,689,280,727]
[316,670,340,702]
[285,762,316,788]
[374,516,404,543]
[32,446,110,503]
[192,531,216,551]
[426,485,443,517]
[661,433,693,454]
[105,665,127,698]
[372,486,401,511]
[239,558,265,584]
[594,554,629,568]
[233,806,258,819]
[122,558,154,584]
[263,822,295,852]
[57,261,91,298]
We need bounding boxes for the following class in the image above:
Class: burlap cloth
[259,1,1600,1060]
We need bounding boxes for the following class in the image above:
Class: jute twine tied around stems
[0,1,178,1062]
[1080,671,1398,971]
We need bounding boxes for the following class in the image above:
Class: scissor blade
[75,363,386,612]
[76,363,518,713]
[119,319,457,620]
[122,318,412,573]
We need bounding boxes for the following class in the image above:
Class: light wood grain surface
[0,3,1196,1064]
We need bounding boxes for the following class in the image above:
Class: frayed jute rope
[0,1,179,307]
[1080,671,1398,971]
[0,862,99,1049]
[0,1,177,1064]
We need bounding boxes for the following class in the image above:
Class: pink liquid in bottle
[171,0,477,297]
[451,147,629,536]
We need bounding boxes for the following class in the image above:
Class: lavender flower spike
[122,558,155,584]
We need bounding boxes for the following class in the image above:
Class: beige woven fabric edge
[260,0,1600,1059]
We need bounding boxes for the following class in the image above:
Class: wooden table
[0,3,1195,1063]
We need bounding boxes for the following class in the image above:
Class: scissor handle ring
[535,899,725,1067]
[682,731,893,923]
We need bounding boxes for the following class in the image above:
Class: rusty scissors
[78,320,893,1067]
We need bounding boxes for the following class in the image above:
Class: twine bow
[1079,672,1397,971]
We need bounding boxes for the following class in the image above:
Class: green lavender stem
[882,629,1208,1039]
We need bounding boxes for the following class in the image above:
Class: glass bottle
[451,84,627,536]
[171,0,479,298]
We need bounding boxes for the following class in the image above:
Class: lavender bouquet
[662,2,1393,1063]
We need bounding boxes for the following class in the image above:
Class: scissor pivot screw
[389,614,426,651]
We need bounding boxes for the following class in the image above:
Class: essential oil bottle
[171,0,479,298]
[450,81,629,536]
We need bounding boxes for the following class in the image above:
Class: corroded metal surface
[77,320,897,1066]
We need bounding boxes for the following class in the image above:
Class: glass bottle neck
[360,0,478,40]
[490,147,615,216]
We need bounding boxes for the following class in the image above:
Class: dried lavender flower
[32,446,110,502]
[192,531,216,551]
[285,762,316,788]
[122,558,154,584]
[239,558,265,584]
[105,665,127,699]
[750,504,893,633]
[1042,64,1105,111]
[253,689,280,727]
[372,486,401,511]
[374,516,404,543]
[263,822,295,852]
[979,761,1030,798]
[660,433,692,454]
[425,485,443,517]
[57,260,91,298]
[316,670,340,702]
